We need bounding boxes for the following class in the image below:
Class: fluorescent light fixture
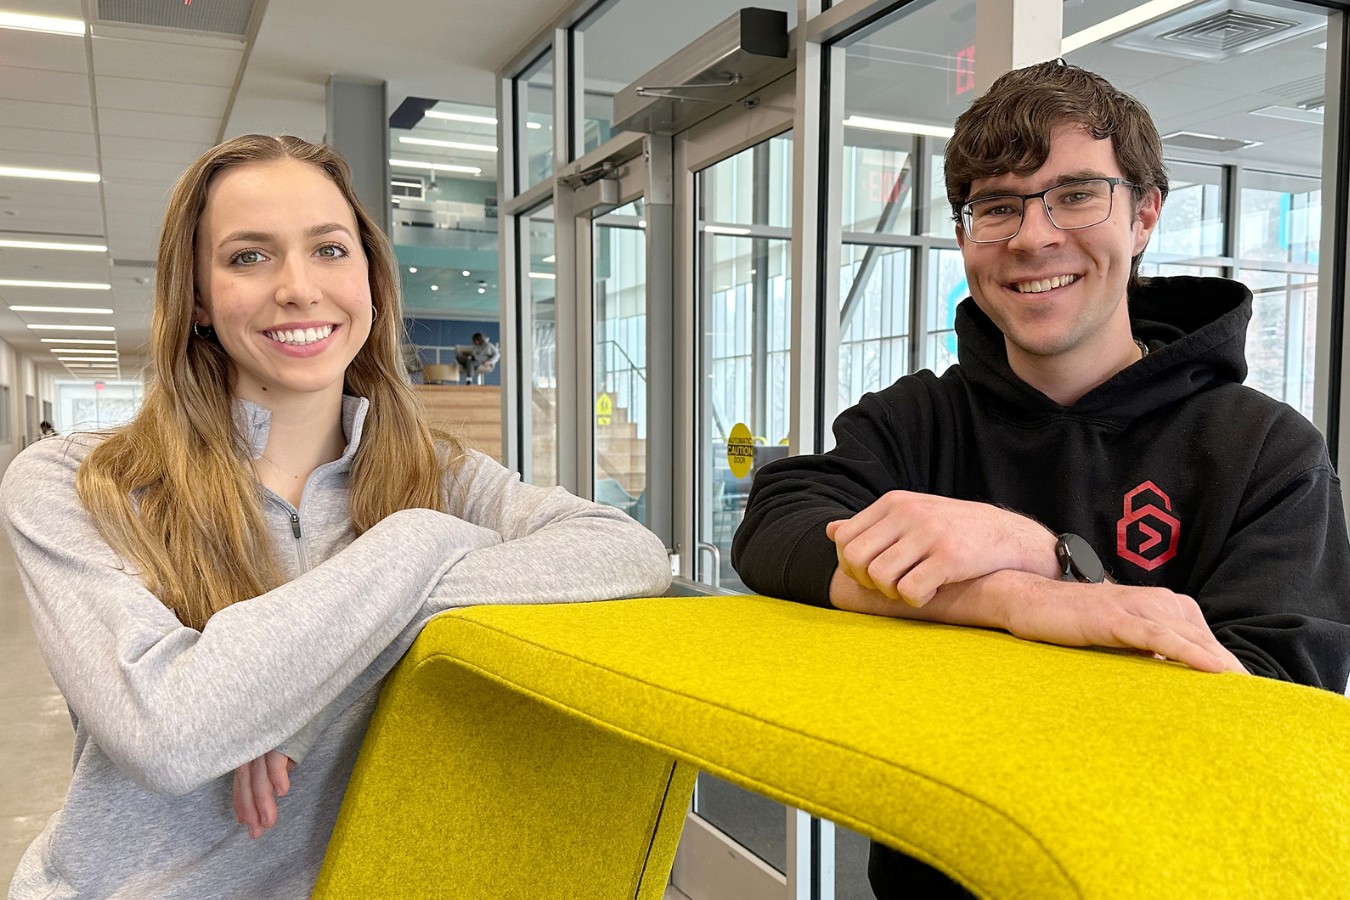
[542,254,556,263]
[0,239,106,252]
[10,305,113,314]
[424,111,498,125]
[57,357,120,363]
[1314,41,1327,50]
[398,136,498,153]
[1061,0,1196,54]
[0,279,110,290]
[50,348,117,354]
[390,179,422,189]
[65,363,119,368]
[526,122,544,130]
[704,225,751,236]
[0,165,99,184]
[1250,105,1324,125]
[388,158,482,176]
[41,337,114,344]
[528,272,556,280]
[28,324,116,332]
[0,11,85,35]
[842,116,955,139]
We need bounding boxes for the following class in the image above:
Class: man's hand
[827,492,1060,606]
[996,571,1249,674]
[233,750,296,840]
[830,568,1249,675]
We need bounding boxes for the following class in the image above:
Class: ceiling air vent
[1112,0,1325,62]
[96,0,257,37]
[1161,131,1262,153]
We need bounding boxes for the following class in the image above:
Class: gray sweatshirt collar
[232,395,371,469]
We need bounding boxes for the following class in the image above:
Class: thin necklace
[257,454,305,481]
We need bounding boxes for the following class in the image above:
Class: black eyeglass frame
[957,177,1142,244]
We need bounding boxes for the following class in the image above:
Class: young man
[732,61,1350,897]
[455,332,500,383]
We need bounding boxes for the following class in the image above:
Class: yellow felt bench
[314,595,1350,898]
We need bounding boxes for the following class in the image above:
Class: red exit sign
[954,45,976,96]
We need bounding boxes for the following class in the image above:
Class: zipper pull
[290,512,301,539]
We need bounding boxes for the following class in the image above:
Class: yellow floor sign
[727,423,755,479]
[595,392,613,427]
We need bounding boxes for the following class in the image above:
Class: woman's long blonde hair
[76,134,464,630]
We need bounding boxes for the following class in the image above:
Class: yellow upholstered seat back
[318,596,1350,898]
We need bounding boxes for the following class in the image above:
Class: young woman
[1,135,670,898]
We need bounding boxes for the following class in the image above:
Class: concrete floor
[0,534,72,886]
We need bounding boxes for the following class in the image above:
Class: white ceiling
[0,0,569,380]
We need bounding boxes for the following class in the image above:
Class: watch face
[1062,533,1105,583]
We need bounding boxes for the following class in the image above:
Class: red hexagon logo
[1116,481,1180,571]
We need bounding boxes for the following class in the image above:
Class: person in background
[455,331,500,383]
[1,134,669,899]
[733,60,1350,898]
[38,421,57,439]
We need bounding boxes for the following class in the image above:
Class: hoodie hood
[955,275,1252,426]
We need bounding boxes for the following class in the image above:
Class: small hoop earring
[371,304,378,320]
[192,322,214,340]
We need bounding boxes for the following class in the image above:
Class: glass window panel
[519,50,554,187]
[524,204,556,486]
[574,0,798,157]
[1067,5,1332,422]
[925,247,966,374]
[927,148,954,238]
[391,97,504,423]
[1152,161,1224,261]
[841,139,915,236]
[839,244,912,408]
[594,199,647,523]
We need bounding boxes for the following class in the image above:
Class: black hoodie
[733,276,1350,690]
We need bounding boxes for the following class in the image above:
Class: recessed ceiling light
[0,239,106,252]
[526,122,544,130]
[40,338,115,344]
[0,11,85,35]
[398,137,498,153]
[528,272,556,280]
[425,111,498,125]
[408,266,418,273]
[0,279,110,290]
[542,255,555,263]
[462,270,471,277]
[430,285,439,291]
[10,305,113,314]
[388,158,482,176]
[0,165,100,184]
[477,287,486,294]
[704,225,751,236]
[27,324,115,332]
[841,116,954,139]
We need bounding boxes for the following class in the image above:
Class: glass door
[593,199,648,523]
[670,73,806,900]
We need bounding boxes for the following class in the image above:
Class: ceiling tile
[0,97,94,134]
[91,36,243,87]
[98,135,209,166]
[95,75,231,116]
[0,29,88,74]
[100,157,191,182]
[97,107,219,142]
[0,65,92,106]
[0,124,98,157]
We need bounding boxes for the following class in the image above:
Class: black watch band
[1055,533,1105,584]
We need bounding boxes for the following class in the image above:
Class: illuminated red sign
[954,45,976,96]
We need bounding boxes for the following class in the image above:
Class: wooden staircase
[414,385,502,462]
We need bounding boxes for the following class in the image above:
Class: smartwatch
[1055,533,1105,583]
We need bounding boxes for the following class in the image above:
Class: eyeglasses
[959,177,1139,244]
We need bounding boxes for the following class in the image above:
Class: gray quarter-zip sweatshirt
[3,396,670,898]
